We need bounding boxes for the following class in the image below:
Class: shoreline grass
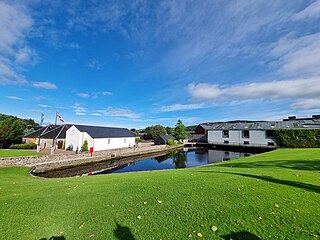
[0,148,319,239]
[0,149,45,158]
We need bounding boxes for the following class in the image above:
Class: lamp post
[51,112,58,155]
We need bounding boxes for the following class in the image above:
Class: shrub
[167,139,175,146]
[10,142,37,149]
[82,140,88,151]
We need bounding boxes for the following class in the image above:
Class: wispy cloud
[38,104,52,108]
[270,33,320,77]
[291,98,320,110]
[32,81,58,89]
[88,58,102,70]
[0,2,32,85]
[71,103,87,115]
[6,96,24,100]
[97,107,141,119]
[77,91,113,98]
[292,0,320,21]
[90,113,102,116]
[158,103,208,112]
[188,76,320,111]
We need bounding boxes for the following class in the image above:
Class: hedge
[274,129,320,148]
[9,142,37,149]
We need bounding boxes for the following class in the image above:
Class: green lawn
[0,149,45,158]
[0,148,319,239]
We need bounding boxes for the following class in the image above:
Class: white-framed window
[124,138,126,143]
[242,130,250,138]
[222,130,229,138]
[108,139,111,144]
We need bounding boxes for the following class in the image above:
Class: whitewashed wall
[93,137,136,151]
[208,130,276,147]
[65,126,94,151]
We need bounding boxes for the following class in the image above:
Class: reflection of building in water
[207,150,248,163]
[194,148,208,163]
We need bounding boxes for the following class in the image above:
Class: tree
[166,126,173,135]
[145,125,166,140]
[173,120,187,141]
[82,140,88,151]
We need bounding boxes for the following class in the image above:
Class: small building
[154,134,174,145]
[23,125,70,149]
[65,125,136,151]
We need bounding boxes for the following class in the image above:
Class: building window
[108,139,111,144]
[224,140,229,144]
[243,141,250,145]
[267,142,275,146]
[242,130,250,138]
[265,130,274,139]
[222,130,229,138]
[124,138,126,143]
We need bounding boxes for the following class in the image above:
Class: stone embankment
[0,144,183,173]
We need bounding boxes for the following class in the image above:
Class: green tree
[166,126,173,135]
[82,140,88,151]
[145,125,166,140]
[173,120,187,141]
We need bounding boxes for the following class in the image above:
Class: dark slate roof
[207,119,320,131]
[40,125,71,139]
[157,134,174,141]
[73,125,136,138]
[24,125,69,139]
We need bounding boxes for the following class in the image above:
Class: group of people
[66,144,84,153]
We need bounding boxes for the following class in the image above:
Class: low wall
[0,145,183,173]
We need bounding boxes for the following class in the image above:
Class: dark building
[154,134,174,145]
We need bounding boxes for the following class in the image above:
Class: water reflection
[36,148,257,178]
[172,152,187,168]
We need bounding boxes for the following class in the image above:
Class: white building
[65,125,136,151]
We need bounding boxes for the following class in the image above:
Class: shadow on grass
[39,236,66,240]
[197,171,320,194]
[215,160,320,171]
[221,231,262,240]
[114,223,135,240]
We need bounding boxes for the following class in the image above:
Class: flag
[56,112,65,123]
[40,113,44,126]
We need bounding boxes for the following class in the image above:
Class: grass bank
[0,149,45,158]
[0,148,319,239]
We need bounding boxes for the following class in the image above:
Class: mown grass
[0,149,45,158]
[0,148,319,239]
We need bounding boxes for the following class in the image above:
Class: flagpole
[51,112,58,154]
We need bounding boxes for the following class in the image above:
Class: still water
[94,148,252,175]
[36,148,254,178]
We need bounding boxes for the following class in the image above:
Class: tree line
[142,120,187,141]
[0,114,38,148]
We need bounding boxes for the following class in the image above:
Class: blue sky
[1,0,320,128]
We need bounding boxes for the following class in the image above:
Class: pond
[35,148,255,178]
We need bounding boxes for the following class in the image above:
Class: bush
[82,140,88,151]
[167,139,175,146]
[10,142,37,149]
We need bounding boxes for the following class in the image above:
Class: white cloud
[159,103,208,112]
[6,96,24,100]
[77,93,90,98]
[71,103,87,115]
[75,112,86,116]
[0,2,34,85]
[98,107,141,119]
[292,0,320,21]
[76,91,113,98]
[90,113,102,116]
[38,104,52,108]
[187,77,320,111]
[291,98,320,110]
[88,58,102,70]
[32,81,57,89]
[271,33,320,77]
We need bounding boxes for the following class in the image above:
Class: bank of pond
[35,147,270,178]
